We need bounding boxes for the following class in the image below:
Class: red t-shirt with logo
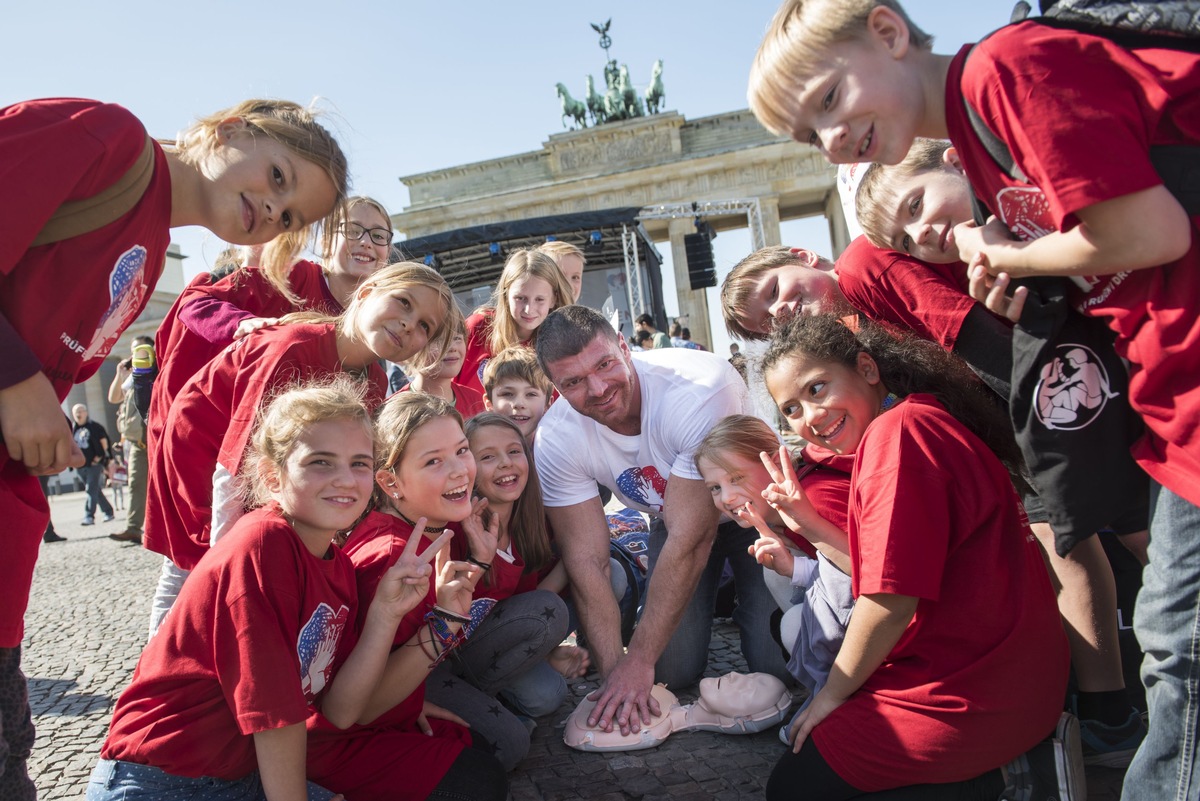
[149,261,340,453]
[947,21,1200,505]
[458,308,497,397]
[810,395,1067,791]
[0,98,172,647]
[309,512,470,799]
[143,323,385,571]
[101,504,357,779]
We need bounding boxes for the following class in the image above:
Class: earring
[392,492,400,499]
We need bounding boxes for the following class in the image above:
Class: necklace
[395,509,447,534]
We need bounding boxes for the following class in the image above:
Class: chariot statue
[554,20,665,129]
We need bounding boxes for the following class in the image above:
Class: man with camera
[106,336,153,543]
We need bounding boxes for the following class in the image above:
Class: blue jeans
[1123,481,1200,801]
[648,518,789,689]
[86,759,336,801]
[77,463,113,520]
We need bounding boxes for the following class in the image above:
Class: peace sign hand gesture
[736,501,795,578]
[759,445,820,536]
[373,519,452,623]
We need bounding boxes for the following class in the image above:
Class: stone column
[826,190,853,257]
[667,217,713,349]
[759,196,782,248]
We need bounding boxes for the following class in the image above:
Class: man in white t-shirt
[534,306,786,736]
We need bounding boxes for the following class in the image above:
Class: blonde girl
[695,414,855,716]
[90,378,436,801]
[143,263,460,635]
[149,196,394,459]
[308,391,508,801]
[0,97,347,795]
[458,248,574,394]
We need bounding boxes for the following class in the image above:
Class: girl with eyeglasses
[148,196,394,458]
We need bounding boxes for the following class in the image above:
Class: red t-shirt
[451,524,539,603]
[101,505,357,780]
[143,323,386,571]
[149,261,340,453]
[788,443,854,560]
[947,22,1200,505]
[0,98,172,647]
[310,512,470,799]
[811,395,1068,791]
[458,309,496,396]
[835,236,1008,351]
[396,379,486,420]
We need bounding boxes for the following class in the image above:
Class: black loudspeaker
[684,232,716,290]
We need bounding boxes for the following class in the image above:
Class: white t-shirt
[536,348,750,516]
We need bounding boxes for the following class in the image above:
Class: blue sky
[4,1,1001,354]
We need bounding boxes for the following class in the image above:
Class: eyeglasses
[340,222,392,247]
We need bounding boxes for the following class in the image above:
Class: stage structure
[391,22,847,346]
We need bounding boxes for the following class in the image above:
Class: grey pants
[425,589,569,771]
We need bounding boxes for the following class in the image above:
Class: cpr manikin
[564,671,791,752]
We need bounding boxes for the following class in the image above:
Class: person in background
[107,336,154,544]
[71,404,114,526]
[634,314,671,349]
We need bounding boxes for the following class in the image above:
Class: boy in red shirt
[748,3,1200,797]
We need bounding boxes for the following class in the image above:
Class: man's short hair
[535,305,620,374]
[634,313,654,327]
[856,138,952,249]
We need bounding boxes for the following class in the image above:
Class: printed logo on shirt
[995,187,1055,242]
[297,602,349,701]
[476,358,490,384]
[615,465,667,512]
[1034,344,1119,431]
[83,246,149,361]
[465,597,498,638]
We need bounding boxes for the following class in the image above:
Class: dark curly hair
[762,314,1025,482]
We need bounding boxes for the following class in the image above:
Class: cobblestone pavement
[26,491,1125,799]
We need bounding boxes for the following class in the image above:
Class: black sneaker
[42,531,67,544]
[1000,712,1087,801]
[1077,708,1146,768]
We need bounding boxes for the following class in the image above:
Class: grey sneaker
[1000,712,1087,801]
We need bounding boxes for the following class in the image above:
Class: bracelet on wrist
[432,605,470,625]
[466,555,492,572]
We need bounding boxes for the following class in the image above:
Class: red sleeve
[849,406,953,601]
[961,23,1176,227]
[835,237,986,350]
[214,520,314,735]
[457,310,494,393]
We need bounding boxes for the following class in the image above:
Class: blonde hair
[538,240,587,268]
[174,99,349,305]
[855,138,953,249]
[344,262,463,372]
[481,346,553,401]
[749,0,932,138]
[464,413,551,581]
[487,249,575,355]
[412,317,468,378]
[374,391,464,507]
[325,195,392,260]
[243,375,372,508]
[720,246,827,341]
[694,415,784,476]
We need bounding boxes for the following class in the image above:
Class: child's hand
[232,316,280,340]
[788,687,847,753]
[374,521,451,622]
[0,373,85,474]
[967,258,1028,323]
[548,644,591,678]
[417,699,469,735]
[759,446,819,534]
[433,538,485,618]
[734,501,796,577]
[461,495,499,561]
